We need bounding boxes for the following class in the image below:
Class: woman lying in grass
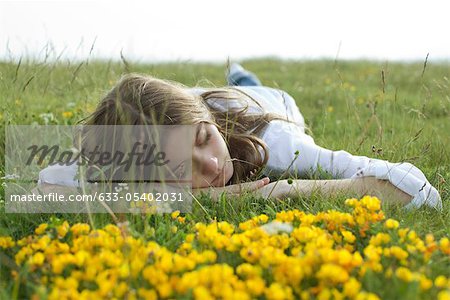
[39,64,442,210]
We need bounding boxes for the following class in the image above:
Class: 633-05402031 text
[9,192,186,202]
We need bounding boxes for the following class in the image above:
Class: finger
[239,177,270,192]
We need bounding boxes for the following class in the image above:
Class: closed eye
[196,123,212,147]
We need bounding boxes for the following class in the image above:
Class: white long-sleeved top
[38,86,442,210]
[190,86,442,210]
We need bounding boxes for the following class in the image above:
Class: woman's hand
[356,176,413,205]
[192,177,270,200]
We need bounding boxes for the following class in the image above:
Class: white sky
[1,0,449,62]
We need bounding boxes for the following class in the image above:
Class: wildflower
[316,264,349,284]
[345,198,359,207]
[240,246,261,264]
[341,230,356,244]
[437,290,450,300]
[70,223,90,236]
[398,228,410,239]
[193,286,213,300]
[245,277,265,296]
[440,237,450,254]
[360,196,381,211]
[384,219,399,229]
[0,236,15,249]
[236,263,262,278]
[419,275,433,290]
[35,223,48,235]
[62,111,73,118]
[388,246,409,261]
[29,252,45,266]
[344,277,361,298]
[260,221,293,235]
[171,210,180,219]
[355,291,381,300]
[395,267,413,282]
[56,221,70,238]
[265,283,293,300]
[434,275,448,288]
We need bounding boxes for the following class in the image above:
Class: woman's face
[191,122,234,188]
[164,122,234,188]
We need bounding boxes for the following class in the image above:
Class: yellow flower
[0,236,15,249]
[343,277,361,298]
[389,246,408,261]
[440,237,450,254]
[156,282,172,298]
[35,223,48,235]
[62,111,74,118]
[419,275,433,290]
[70,223,90,236]
[360,196,381,211]
[434,275,448,288]
[237,263,262,279]
[57,221,70,238]
[369,233,391,246]
[395,267,413,282]
[240,246,261,263]
[29,252,45,266]
[193,286,214,300]
[437,290,450,300]
[341,230,356,244]
[171,210,180,219]
[246,277,265,296]
[398,228,409,239]
[265,283,293,300]
[355,291,381,300]
[344,198,359,207]
[316,264,349,284]
[384,219,399,229]
[137,288,157,300]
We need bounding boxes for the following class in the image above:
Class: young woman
[38,64,442,210]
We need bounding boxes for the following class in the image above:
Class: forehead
[161,124,197,169]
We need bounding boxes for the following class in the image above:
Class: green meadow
[0,57,449,299]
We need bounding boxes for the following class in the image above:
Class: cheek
[212,131,228,155]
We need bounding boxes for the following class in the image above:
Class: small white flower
[118,183,129,190]
[39,113,55,125]
[260,221,293,235]
[1,174,20,180]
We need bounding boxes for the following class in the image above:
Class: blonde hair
[81,73,291,184]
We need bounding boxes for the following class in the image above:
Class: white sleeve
[261,121,442,210]
[38,163,79,187]
[261,120,372,179]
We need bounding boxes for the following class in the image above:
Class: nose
[201,156,219,175]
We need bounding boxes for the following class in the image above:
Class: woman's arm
[257,177,413,206]
[260,122,441,209]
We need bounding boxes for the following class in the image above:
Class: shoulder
[233,86,294,102]
[188,86,292,101]
[260,120,314,144]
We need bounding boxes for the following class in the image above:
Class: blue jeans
[227,67,262,86]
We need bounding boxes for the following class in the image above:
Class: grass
[0,56,449,299]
